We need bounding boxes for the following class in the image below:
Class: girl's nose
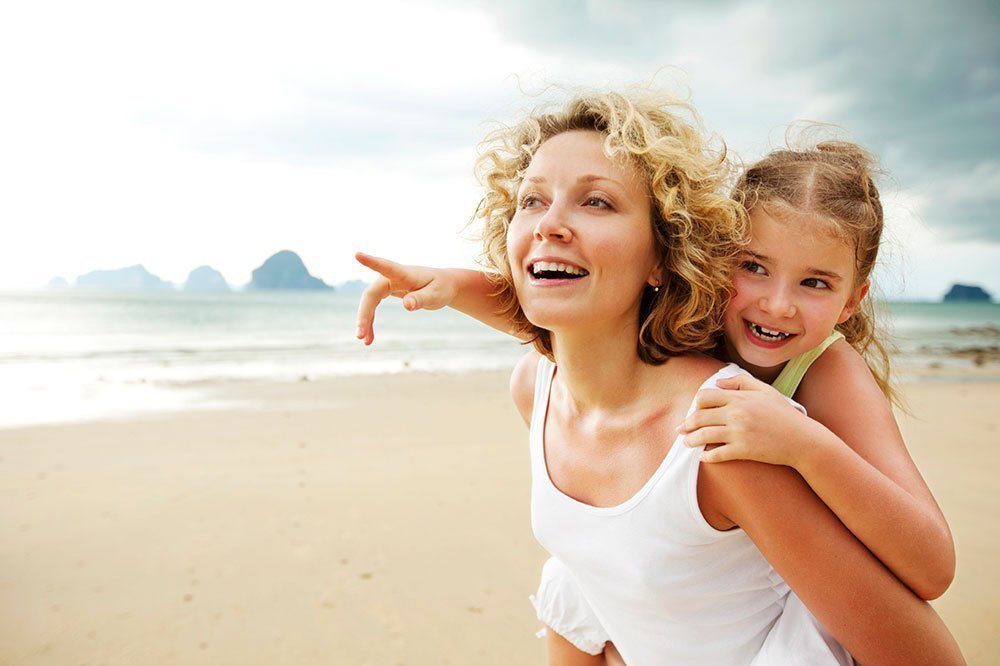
[759,289,797,318]
[533,202,573,242]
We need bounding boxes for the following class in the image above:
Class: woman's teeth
[748,321,792,341]
[531,261,589,278]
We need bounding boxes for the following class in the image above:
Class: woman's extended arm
[699,457,965,665]
[354,253,518,345]
[680,341,955,599]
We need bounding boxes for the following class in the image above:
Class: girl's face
[506,130,660,335]
[722,207,868,382]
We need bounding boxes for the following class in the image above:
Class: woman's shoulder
[657,353,732,388]
[510,351,544,426]
[643,353,731,413]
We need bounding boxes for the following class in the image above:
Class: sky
[1,0,997,300]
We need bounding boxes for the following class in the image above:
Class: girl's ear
[837,280,870,323]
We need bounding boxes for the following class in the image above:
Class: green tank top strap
[771,331,845,398]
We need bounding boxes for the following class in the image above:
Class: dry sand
[1,369,997,665]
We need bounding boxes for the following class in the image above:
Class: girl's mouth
[744,319,796,345]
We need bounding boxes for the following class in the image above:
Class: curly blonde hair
[734,140,897,404]
[473,89,747,364]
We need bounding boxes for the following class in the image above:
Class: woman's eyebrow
[523,175,626,188]
[578,174,625,188]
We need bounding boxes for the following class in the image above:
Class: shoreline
[1,369,998,664]
[5,359,1000,432]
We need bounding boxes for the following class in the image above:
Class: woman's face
[506,130,660,335]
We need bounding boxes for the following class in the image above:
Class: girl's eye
[742,261,766,275]
[584,196,612,209]
[802,278,831,290]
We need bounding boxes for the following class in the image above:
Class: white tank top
[529,358,792,665]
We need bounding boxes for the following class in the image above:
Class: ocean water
[886,301,1000,365]
[0,290,524,428]
[1,291,997,428]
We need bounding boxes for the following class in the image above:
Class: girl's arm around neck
[793,341,955,600]
[698,459,965,665]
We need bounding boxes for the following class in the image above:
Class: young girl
[680,143,955,600]
[355,91,962,664]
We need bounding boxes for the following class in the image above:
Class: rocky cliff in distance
[184,265,230,291]
[45,276,70,289]
[335,279,369,293]
[75,265,173,290]
[943,284,993,302]
[248,250,332,291]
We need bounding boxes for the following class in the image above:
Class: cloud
[718,1,1000,242]
[0,0,996,296]
[431,0,1000,244]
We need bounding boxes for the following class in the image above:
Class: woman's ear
[837,280,870,323]
[647,265,664,289]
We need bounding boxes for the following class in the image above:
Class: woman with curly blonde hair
[355,90,963,665]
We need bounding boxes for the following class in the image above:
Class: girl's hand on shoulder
[678,373,820,468]
[355,252,458,345]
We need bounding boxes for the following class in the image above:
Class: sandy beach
[2,368,998,665]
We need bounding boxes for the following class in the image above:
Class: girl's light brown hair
[734,140,897,403]
[473,89,747,364]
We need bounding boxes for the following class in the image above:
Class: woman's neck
[550,327,652,414]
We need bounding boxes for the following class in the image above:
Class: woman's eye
[519,195,541,209]
[742,261,766,275]
[585,196,612,209]
[802,278,831,290]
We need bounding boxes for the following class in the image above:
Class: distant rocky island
[45,276,70,289]
[943,283,993,302]
[76,265,173,290]
[334,279,368,293]
[248,250,331,291]
[184,266,230,291]
[49,250,344,292]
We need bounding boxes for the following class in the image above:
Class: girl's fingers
[355,252,406,281]
[677,407,725,434]
[715,374,766,391]
[693,389,731,410]
[681,425,729,448]
[355,277,391,345]
[700,444,744,464]
[402,283,446,312]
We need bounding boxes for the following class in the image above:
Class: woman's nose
[533,202,573,242]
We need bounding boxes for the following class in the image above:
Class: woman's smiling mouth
[529,260,590,281]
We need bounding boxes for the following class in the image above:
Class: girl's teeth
[750,322,791,341]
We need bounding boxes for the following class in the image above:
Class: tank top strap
[771,331,844,398]
[529,356,557,453]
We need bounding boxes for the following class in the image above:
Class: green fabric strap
[771,331,845,398]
